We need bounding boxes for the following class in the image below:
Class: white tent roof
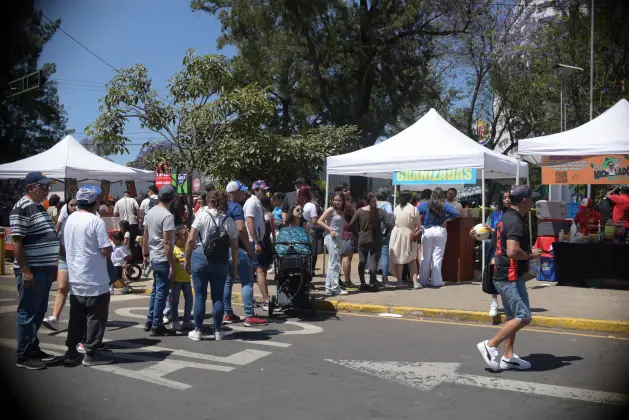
[327,109,528,179]
[0,135,154,182]
[518,99,629,164]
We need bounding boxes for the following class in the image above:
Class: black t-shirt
[493,208,531,281]
[281,191,298,213]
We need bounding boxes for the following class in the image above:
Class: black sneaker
[150,326,177,336]
[33,348,57,364]
[82,352,114,367]
[143,322,152,332]
[63,353,83,367]
[16,359,46,370]
[358,283,369,292]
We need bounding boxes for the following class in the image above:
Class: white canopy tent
[0,135,154,182]
[324,108,530,276]
[518,99,629,165]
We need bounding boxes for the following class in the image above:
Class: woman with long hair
[286,204,310,232]
[317,192,348,295]
[417,187,459,287]
[470,191,511,317]
[298,185,319,271]
[339,190,356,288]
[389,191,421,289]
[42,198,77,331]
[184,190,239,341]
[350,192,393,291]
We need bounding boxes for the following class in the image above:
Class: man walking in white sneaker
[477,185,541,371]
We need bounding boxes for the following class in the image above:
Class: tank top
[327,211,344,236]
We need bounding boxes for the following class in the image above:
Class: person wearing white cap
[63,186,114,366]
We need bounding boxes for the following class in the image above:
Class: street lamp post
[552,64,583,201]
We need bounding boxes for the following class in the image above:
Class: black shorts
[258,236,273,268]
[115,266,123,281]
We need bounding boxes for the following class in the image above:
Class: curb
[129,287,629,335]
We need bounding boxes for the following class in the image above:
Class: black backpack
[147,196,159,211]
[201,211,230,263]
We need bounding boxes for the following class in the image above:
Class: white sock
[491,298,498,305]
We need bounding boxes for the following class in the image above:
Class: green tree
[1,3,70,164]
[87,48,359,218]
[192,0,476,145]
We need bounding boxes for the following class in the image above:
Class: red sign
[155,173,172,189]
[192,178,201,192]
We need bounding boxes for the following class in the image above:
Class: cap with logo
[509,185,540,203]
[579,198,594,209]
[24,171,52,185]
[226,181,249,193]
[158,185,176,201]
[76,186,101,204]
[252,180,270,190]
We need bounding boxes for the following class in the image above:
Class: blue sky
[39,0,235,165]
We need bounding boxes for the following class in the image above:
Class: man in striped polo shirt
[10,172,60,370]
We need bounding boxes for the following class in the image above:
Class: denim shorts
[493,277,531,321]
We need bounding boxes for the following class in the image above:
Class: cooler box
[537,257,556,281]
[536,200,567,219]
[566,202,579,219]
[537,219,572,237]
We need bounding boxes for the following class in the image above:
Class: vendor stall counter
[553,241,629,285]
[442,217,477,282]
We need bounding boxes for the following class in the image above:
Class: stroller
[269,226,316,317]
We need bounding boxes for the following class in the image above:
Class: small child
[171,225,193,331]
[111,231,130,294]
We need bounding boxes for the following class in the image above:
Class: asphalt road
[0,286,628,420]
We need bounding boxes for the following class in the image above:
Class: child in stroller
[118,220,143,282]
[270,222,316,317]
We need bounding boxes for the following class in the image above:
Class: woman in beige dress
[389,191,421,289]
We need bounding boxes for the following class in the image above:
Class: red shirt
[574,209,602,234]
[609,194,629,228]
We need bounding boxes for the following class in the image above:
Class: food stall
[517,99,629,285]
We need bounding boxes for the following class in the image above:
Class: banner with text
[541,155,629,185]
[393,168,476,185]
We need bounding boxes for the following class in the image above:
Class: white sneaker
[500,354,531,370]
[267,265,274,274]
[42,316,59,331]
[109,286,115,295]
[477,340,499,371]
[413,283,423,290]
[172,321,182,331]
[163,316,171,325]
[143,265,152,277]
[188,330,202,341]
[262,301,269,312]
[489,301,499,317]
[338,290,349,295]
[214,330,225,341]
[76,343,86,354]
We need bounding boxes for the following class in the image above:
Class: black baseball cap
[619,185,629,194]
[158,185,176,200]
[509,185,540,203]
[294,177,306,185]
[24,171,52,185]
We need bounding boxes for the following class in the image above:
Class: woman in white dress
[389,192,421,289]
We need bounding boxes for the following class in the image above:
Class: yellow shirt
[173,245,190,283]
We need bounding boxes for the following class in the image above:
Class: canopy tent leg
[481,168,486,280]
[393,184,397,208]
[527,177,533,249]
[322,172,330,277]
[587,184,592,199]
[515,157,521,186]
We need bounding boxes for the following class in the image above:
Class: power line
[38,11,119,72]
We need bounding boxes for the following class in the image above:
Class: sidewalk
[3,258,629,334]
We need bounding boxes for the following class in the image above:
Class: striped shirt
[10,196,60,268]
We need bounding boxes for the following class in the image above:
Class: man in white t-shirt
[63,186,114,367]
[244,180,270,306]
[446,188,463,214]
[114,191,140,250]
[139,185,159,225]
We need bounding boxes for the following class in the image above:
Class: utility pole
[587,0,595,198]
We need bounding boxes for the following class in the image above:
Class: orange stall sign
[542,155,629,185]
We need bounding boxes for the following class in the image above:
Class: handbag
[410,226,422,242]
[482,264,498,295]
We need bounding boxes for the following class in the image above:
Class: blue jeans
[15,266,56,360]
[146,261,170,329]
[171,282,192,323]
[493,277,531,321]
[224,248,255,318]
[191,248,229,331]
[381,234,391,281]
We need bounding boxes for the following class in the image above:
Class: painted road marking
[0,299,13,302]
[327,359,629,406]
[0,336,271,391]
